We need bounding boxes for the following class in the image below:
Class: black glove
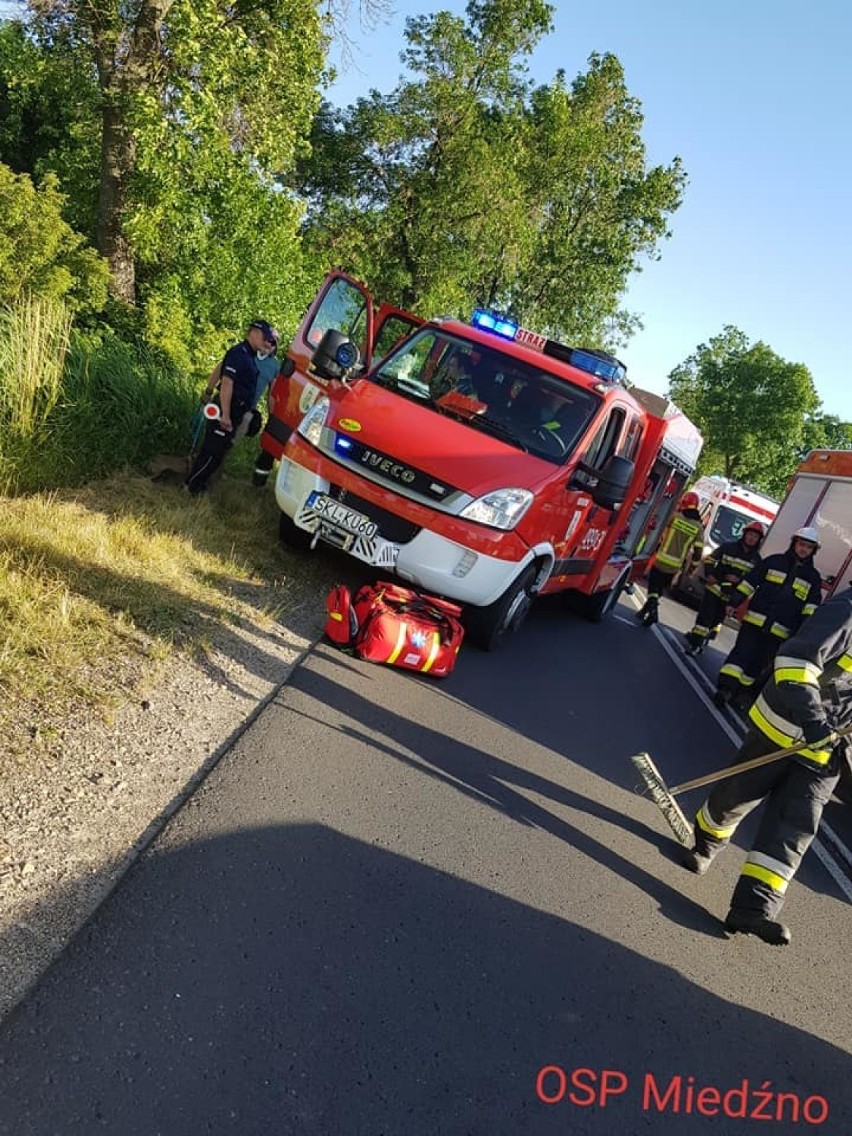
[802,719,838,750]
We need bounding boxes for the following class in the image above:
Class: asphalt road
[0,587,850,1135]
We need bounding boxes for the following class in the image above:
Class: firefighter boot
[724,909,791,946]
[639,596,659,626]
[680,847,714,875]
[680,823,726,876]
[684,632,704,657]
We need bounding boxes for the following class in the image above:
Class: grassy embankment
[0,298,327,763]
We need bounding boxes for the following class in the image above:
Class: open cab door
[267,271,422,442]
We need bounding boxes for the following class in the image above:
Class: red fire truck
[258,271,704,648]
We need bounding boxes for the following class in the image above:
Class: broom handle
[669,724,852,797]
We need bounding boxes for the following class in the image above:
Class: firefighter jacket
[734,548,822,641]
[749,586,852,771]
[703,537,762,599]
[653,508,705,575]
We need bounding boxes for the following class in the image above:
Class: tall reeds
[0,295,72,440]
[0,295,198,492]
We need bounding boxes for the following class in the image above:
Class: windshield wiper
[466,414,529,452]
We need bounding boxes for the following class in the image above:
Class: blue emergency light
[471,308,519,339]
[335,436,354,454]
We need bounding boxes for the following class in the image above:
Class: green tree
[0,162,108,312]
[799,412,852,457]
[667,326,822,497]
[0,19,101,238]
[16,0,327,304]
[508,55,685,344]
[295,1,685,347]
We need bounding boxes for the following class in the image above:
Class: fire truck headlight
[297,397,330,446]
[460,488,533,530]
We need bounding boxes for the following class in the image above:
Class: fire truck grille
[326,485,421,544]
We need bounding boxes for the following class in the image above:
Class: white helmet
[793,525,820,546]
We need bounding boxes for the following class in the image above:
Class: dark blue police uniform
[186,341,259,495]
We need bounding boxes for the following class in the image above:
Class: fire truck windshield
[371,329,601,464]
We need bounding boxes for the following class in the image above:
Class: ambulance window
[585,408,626,470]
[620,416,642,460]
[304,277,370,358]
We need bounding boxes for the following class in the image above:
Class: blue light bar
[570,349,626,383]
[335,435,354,454]
[471,308,519,340]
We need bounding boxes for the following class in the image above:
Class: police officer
[186,320,275,495]
[714,527,822,708]
[684,521,766,657]
[682,585,852,946]
[637,491,705,627]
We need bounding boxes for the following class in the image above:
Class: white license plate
[307,492,379,539]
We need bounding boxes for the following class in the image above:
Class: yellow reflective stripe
[386,621,408,664]
[655,552,681,568]
[741,862,789,895]
[749,701,796,748]
[738,581,756,597]
[774,667,819,685]
[798,745,832,765]
[774,656,821,685]
[769,624,791,639]
[802,604,818,616]
[420,631,442,673]
[743,610,766,626]
[696,805,736,840]
[765,570,786,583]
[719,663,755,686]
[839,654,852,672]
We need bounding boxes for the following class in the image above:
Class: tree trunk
[97,98,137,304]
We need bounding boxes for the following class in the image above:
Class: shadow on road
[0,822,847,1135]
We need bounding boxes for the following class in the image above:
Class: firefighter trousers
[686,591,727,649]
[692,729,839,919]
[716,623,777,698]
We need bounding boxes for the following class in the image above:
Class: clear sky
[325,0,852,420]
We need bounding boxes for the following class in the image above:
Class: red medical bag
[324,581,465,678]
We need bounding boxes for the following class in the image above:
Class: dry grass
[0,469,337,761]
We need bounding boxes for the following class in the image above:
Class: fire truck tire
[278,510,313,551]
[581,565,631,624]
[464,563,538,651]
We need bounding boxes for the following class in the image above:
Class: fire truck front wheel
[278,510,313,551]
[464,563,538,652]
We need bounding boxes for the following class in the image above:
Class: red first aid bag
[325,583,357,645]
[324,581,465,678]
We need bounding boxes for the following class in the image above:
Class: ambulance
[677,475,779,602]
[759,449,852,600]
[260,271,703,648]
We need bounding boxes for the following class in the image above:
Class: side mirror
[310,329,361,381]
[591,454,634,510]
[279,356,296,378]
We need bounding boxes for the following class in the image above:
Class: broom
[631,725,852,845]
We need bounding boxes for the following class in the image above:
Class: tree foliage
[7,0,327,312]
[0,162,108,312]
[666,326,835,497]
[294,0,685,348]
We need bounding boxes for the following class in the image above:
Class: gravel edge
[0,602,323,1023]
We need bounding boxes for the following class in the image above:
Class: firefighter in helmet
[681,584,852,946]
[637,491,705,627]
[684,520,766,657]
[713,526,822,709]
